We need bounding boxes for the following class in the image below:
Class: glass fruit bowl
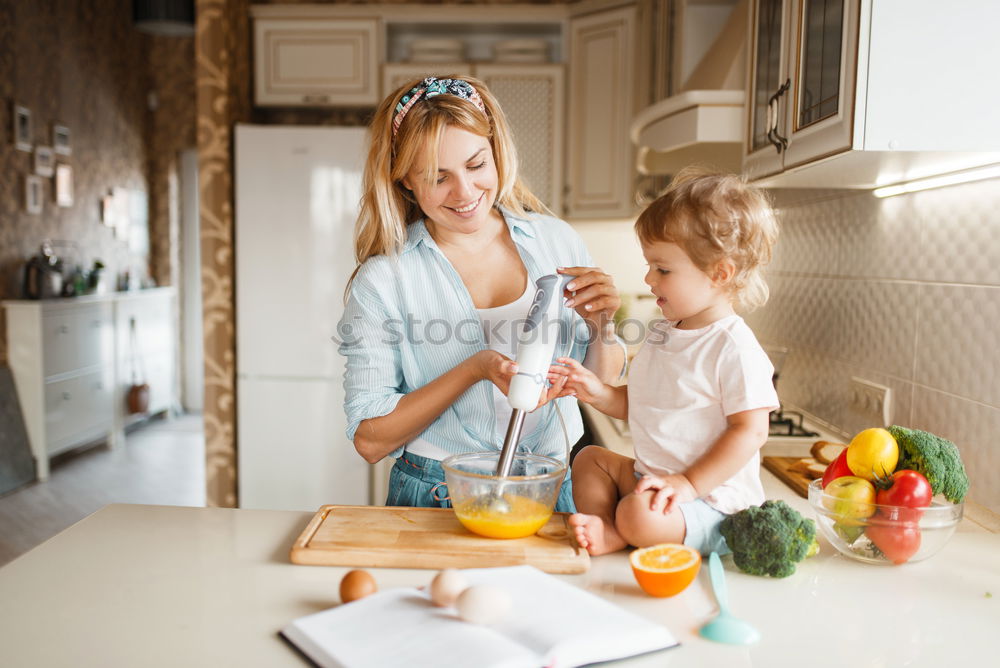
[806,479,963,565]
[442,452,566,539]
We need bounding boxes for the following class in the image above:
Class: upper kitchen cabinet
[252,13,380,107]
[745,0,858,178]
[744,0,1000,187]
[566,4,638,219]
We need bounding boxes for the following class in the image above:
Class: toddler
[549,168,780,556]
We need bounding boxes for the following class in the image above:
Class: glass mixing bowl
[442,452,566,539]
[807,479,963,565]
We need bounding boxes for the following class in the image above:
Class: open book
[281,565,679,668]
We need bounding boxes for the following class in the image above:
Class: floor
[0,413,205,567]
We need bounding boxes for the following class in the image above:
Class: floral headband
[391,77,487,138]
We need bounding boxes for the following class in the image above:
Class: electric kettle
[22,241,64,299]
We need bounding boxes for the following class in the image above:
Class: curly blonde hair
[352,75,547,270]
[634,167,778,311]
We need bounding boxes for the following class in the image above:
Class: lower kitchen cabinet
[3,288,178,480]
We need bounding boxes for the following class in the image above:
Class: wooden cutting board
[762,456,814,498]
[290,505,591,574]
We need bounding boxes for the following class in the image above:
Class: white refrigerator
[235,124,371,510]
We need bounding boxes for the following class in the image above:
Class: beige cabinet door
[254,18,380,107]
[475,64,565,213]
[566,5,637,219]
[743,0,792,180]
[781,0,860,169]
[744,0,860,177]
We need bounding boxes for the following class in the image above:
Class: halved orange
[629,543,702,597]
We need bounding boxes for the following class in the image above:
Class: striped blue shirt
[338,208,596,461]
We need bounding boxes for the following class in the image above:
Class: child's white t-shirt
[628,314,779,514]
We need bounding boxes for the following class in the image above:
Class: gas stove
[769,407,818,438]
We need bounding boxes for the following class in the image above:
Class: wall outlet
[850,377,892,427]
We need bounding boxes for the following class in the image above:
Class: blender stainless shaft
[495,409,527,477]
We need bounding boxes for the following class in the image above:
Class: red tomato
[821,449,853,488]
[876,469,932,509]
[866,509,921,564]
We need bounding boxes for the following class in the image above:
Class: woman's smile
[446,192,485,216]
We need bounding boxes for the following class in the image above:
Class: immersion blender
[486,273,574,513]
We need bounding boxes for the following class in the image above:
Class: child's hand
[634,474,698,515]
[546,357,607,404]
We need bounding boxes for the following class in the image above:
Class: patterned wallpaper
[196,0,251,508]
[0,0,148,362]
[0,1,194,355]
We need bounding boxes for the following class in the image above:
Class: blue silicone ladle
[699,552,761,645]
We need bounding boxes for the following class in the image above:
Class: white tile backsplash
[835,279,917,378]
[913,181,1000,285]
[911,386,1000,512]
[915,284,1000,407]
[752,177,1000,512]
[839,192,921,281]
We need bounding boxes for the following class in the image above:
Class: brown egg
[339,569,377,604]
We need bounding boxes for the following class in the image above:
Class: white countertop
[0,468,997,668]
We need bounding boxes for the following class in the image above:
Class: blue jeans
[386,451,577,513]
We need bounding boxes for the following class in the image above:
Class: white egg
[456,584,511,625]
[429,569,468,608]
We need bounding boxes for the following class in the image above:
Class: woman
[338,76,624,510]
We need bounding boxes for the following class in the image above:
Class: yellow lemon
[846,427,898,481]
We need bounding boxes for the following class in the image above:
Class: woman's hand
[468,349,517,395]
[634,473,698,515]
[558,266,621,334]
[469,350,565,411]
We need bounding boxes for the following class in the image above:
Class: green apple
[823,476,876,525]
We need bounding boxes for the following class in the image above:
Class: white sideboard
[3,288,178,480]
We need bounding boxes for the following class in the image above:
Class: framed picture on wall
[55,164,74,207]
[34,146,55,177]
[53,124,71,156]
[14,105,32,152]
[25,175,43,214]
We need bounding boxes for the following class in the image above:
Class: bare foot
[568,513,628,556]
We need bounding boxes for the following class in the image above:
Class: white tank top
[406,282,542,460]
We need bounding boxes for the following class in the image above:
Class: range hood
[631,89,745,175]
[631,0,747,175]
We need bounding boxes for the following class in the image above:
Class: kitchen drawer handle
[62,391,71,401]
[302,94,330,104]
[58,325,70,334]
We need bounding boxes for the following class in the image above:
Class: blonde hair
[634,167,779,311]
[352,75,547,273]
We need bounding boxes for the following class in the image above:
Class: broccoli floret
[719,500,819,578]
[888,425,969,503]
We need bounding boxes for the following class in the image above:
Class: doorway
[179,148,203,412]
